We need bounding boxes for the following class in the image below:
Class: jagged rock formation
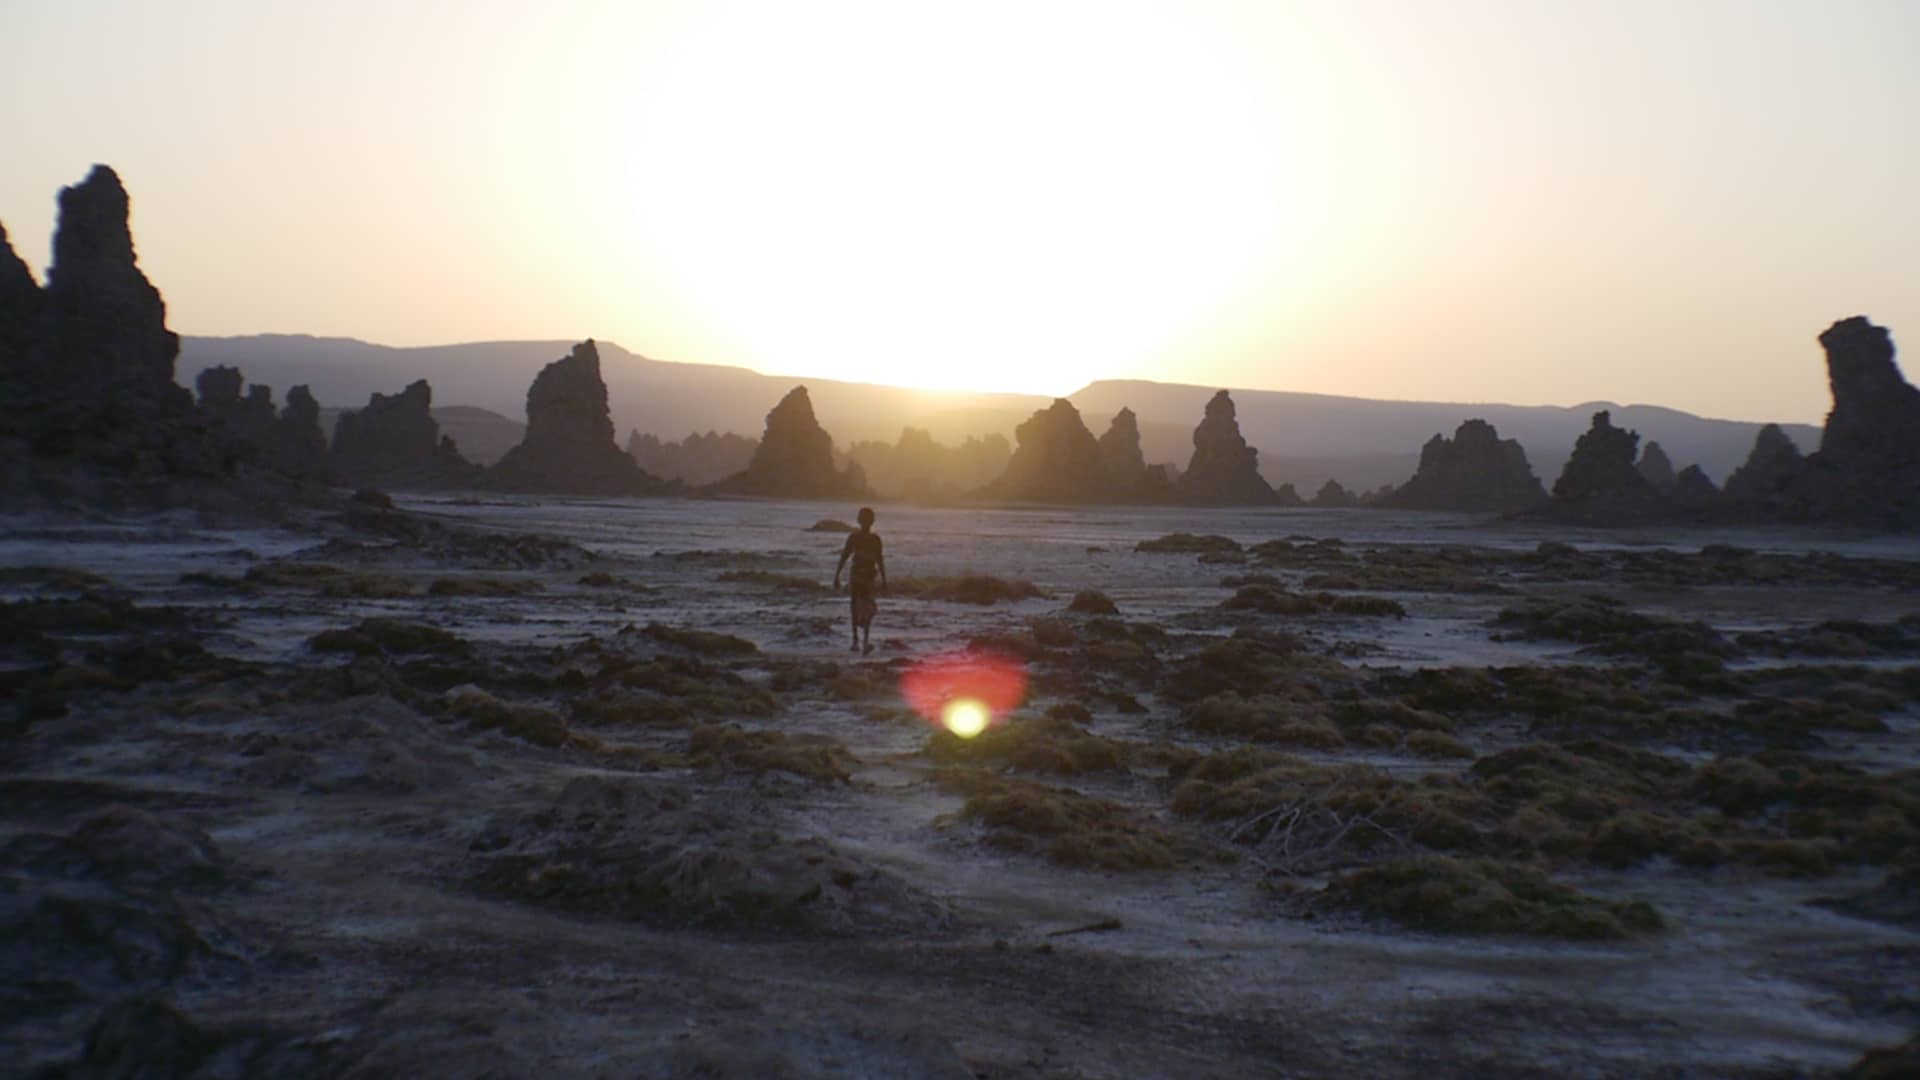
[0,222,41,364]
[1636,441,1677,494]
[1673,464,1720,511]
[38,167,182,399]
[0,165,241,505]
[1311,480,1358,508]
[1803,317,1920,526]
[1273,483,1304,507]
[973,399,1110,503]
[1818,317,1920,473]
[1096,408,1173,499]
[279,386,330,479]
[628,430,758,487]
[332,380,481,491]
[1098,408,1146,478]
[1177,391,1273,505]
[1722,423,1808,512]
[194,367,330,481]
[845,427,1012,500]
[489,341,664,495]
[1380,419,1546,512]
[710,386,864,498]
[1539,411,1670,523]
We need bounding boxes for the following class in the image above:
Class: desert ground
[3,496,1916,1077]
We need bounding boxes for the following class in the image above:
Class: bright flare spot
[942,698,992,739]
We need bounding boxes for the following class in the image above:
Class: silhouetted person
[833,506,887,654]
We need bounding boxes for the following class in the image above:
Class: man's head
[857,506,876,529]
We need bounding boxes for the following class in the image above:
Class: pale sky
[3,0,1916,423]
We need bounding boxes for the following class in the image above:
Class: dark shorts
[851,572,878,622]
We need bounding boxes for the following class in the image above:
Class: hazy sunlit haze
[3,1,1916,422]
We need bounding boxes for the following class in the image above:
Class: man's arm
[876,537,887,592]
[833,535,854,589]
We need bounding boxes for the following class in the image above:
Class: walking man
[833,507,887,654]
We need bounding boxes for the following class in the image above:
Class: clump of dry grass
[717,570,827,593]
[1221,586,1320,615]
[936,771,1191,871]
[309,618,471,657]
[427,576,544,597]
[924,714,1130,776]
[1068,590,1119,615]
[1404,730,1476,760]
[641,622,758,656]
[245,561,418,598]
[443,684,570,747]
[689,724,853,784]
[1136,534,1242,555]
[1315,855,1663,939]
[594,651,778,717]
[1182,693,1345,748]
[891,575,1046,605]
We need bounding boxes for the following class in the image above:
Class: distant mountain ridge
[181,334,1821,491]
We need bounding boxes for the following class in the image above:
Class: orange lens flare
[900,649,1029,736]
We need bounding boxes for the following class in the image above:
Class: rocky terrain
[4,495,1916,1076]
[6,164,1919,1077]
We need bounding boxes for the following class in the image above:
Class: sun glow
[941,698,992,739]
[615,1,1291,396]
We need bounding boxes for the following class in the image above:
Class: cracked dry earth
[3,497,1918,1077]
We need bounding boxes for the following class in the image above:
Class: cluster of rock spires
[1380,419,1546,512]
[10,168,1917,528]
[195,367,329,481]
[627,430,758,487]
[1529,317,1920,528]
[0,165,306,507]
[976,391,1294,505]
[845,428,1012,500]
[975,399,1148,503]
[328,379,480,491]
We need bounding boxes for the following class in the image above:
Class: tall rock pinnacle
[490,340,665,495]
[40,165,180,396]
[1176,390,1272,504]
[711,385,864,497]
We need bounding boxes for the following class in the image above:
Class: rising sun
[615,1,1290,396]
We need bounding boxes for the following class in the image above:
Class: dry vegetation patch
[891,575,1045,605]
[245,561,418,598]
[640,622,759,656]
[309,619,470,658]
[689,724,853,784]
[717,570,827,593]
[924,713,1131,776]
[1182,693,1345,748]
[1067,589,1119,615]
[426,576,543,597]
[935,771,1193,871]
[1315,856,1663,939]
[1136,533,1242,555]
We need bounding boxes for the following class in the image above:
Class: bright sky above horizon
[3,1,1916,424]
